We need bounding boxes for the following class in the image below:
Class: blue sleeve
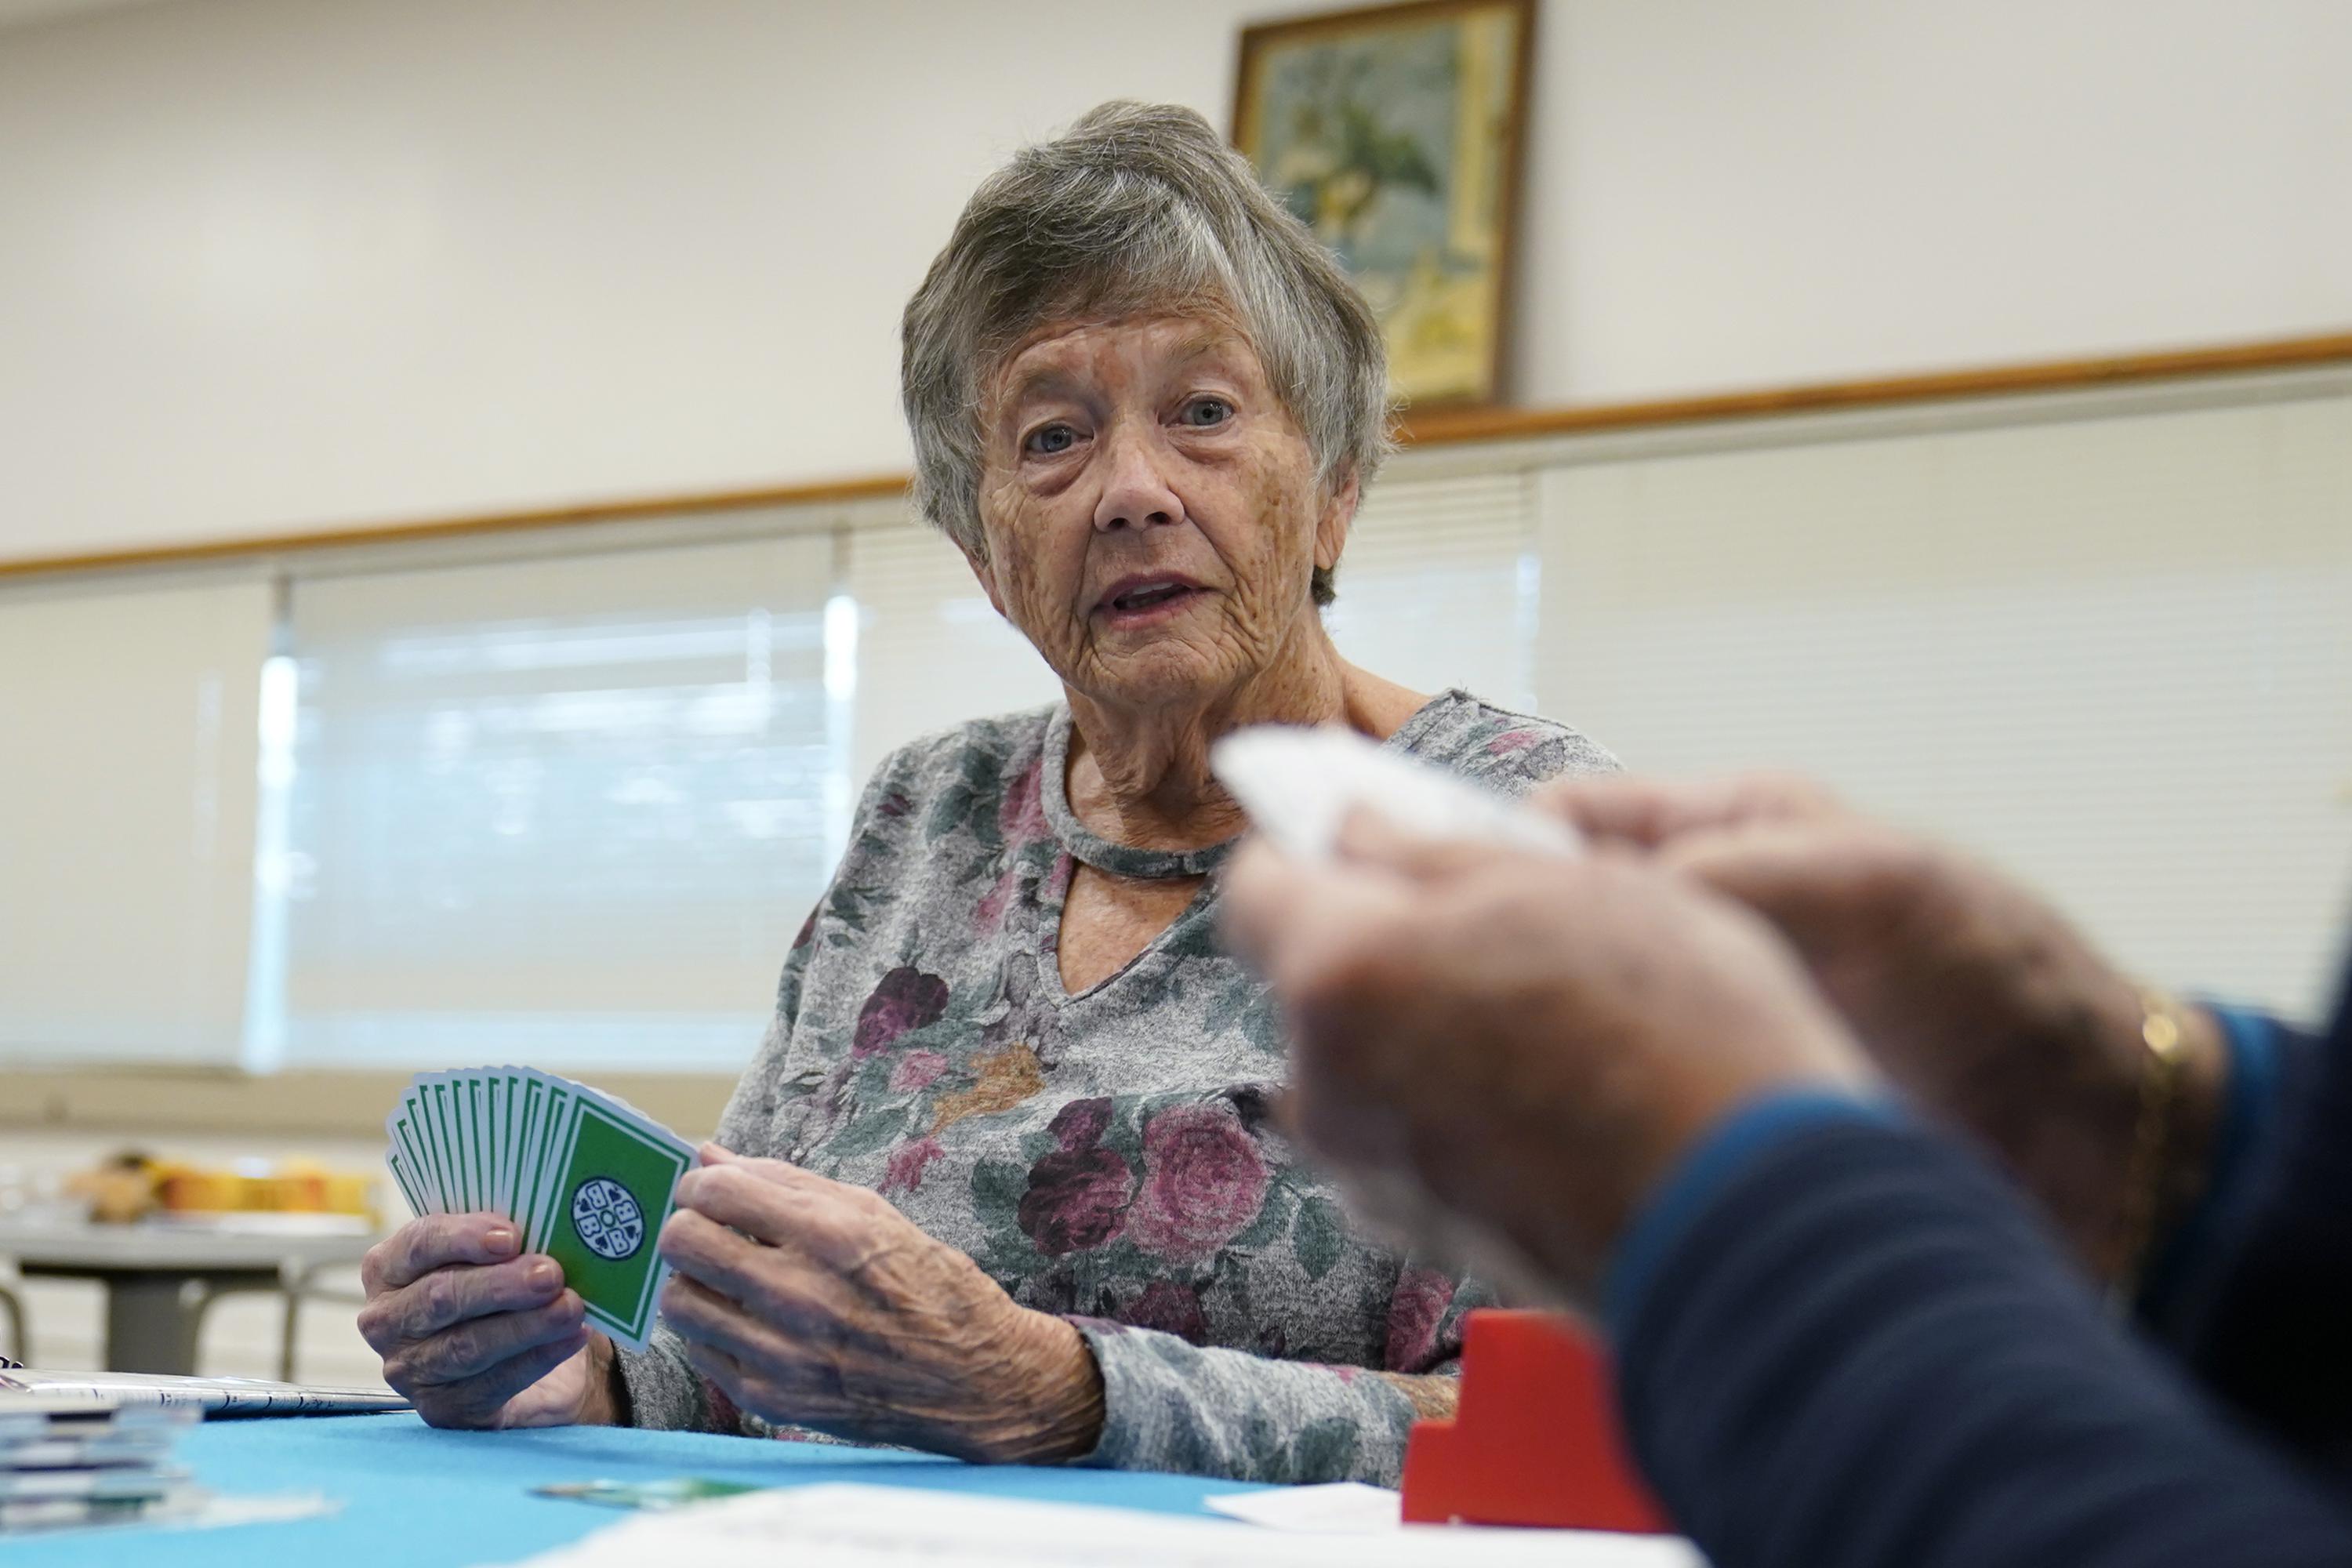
[2135,1004,2299,1336]
[1602,1090,1901,1334]
[1607,1102,2352,1568]
[2134,989,2352,1454]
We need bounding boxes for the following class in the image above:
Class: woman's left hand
[656,1147,1105,1463]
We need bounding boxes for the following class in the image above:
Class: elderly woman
[358,101,1614,1485]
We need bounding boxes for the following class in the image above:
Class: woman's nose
[1091,430,1184,535]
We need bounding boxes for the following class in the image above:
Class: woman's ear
[1314,470,1360,575]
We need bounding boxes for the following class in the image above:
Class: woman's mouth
[1096,577,1205,626]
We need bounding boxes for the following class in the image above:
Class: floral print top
[617,691,1617,1483]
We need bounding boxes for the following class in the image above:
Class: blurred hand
[657,1148,1103,1463]
[359,1214,615,1429]
[1221,815,1877,1309]
[1536,773,2227,1279]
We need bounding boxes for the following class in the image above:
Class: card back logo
[571,1177,645,1261]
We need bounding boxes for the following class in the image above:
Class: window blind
[1537,388,2352,1020]
[844,513,1065,786]
[260,534,839,1073]
[0,573,272,1065]
[1324,467,1541,713]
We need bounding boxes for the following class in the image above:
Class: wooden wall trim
[5,330,2348,583]
[0,1069,739,1143]
[0,473,912,583]
[1392,330,2352,446]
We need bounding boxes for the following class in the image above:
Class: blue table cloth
[2,1413,1261,1566]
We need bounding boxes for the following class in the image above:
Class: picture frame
[1232,0,1536,411]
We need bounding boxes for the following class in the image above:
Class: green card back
[542,1098,691,1348]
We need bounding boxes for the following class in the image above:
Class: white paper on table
[0,1370,408,1416]
[1203,1483,1402,1532]
[503,1482,1708,1567]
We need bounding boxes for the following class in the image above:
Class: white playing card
[1210,724,1584,864]
[445,1071,472,1214]
[486,1071,510,1226]
[460,1071,486,1214]
[385,1101,437,1215]
[521,1070,583,1253]
[510,1070,550,1223]
[384,1149,426,1219]
[423,1073,463,1214]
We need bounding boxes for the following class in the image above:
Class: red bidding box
[1399,1308,1671,1533]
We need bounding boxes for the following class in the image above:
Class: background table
[0,1414,1251,1566]
[0,1215,378,1374]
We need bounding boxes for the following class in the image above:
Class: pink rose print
[1384,1267,1458,1372]
[999,754,1049,846]
[1125,1102,1270,1265]
[854,966,949,1058]
[1016,1146,1134,1255]
[1121,1279,1209,1345]
[1047,1096,1112,1152]
[882,1136,945,1195]
[1486,728,1541,757]
[889,1051,949,1094]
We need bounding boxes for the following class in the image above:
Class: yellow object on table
[154,1160,377,1222]
[68,1153,379,1226]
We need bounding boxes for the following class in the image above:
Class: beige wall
[2,0,2348,561]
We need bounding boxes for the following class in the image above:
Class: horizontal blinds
[1537,389,2352,1019]
[844,514,1063,786]
[0,573,271,1065]
[267,534,839,1073]
[1324,467,1540,713]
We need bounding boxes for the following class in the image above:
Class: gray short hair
[900,100,1392,608]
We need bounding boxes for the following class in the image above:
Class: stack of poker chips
[0,1394,202,1535]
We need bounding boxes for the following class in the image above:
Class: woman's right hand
[358,1213,619,1429]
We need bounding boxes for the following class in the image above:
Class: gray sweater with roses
[617,691,1617,1483]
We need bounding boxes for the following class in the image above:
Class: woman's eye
[1181,397,1233,428]
[1023,423,1077,456]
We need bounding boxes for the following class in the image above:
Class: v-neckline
[1031,706,1226,1004]
[1024,695,1467,1006]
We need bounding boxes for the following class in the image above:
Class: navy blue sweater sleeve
[2135,1003,2304,1341]
[1610,1109,2352,1568]
[2140,977,2352,1456]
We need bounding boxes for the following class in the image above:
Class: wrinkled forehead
[978,265,1258,387]
[987,310,1261,412]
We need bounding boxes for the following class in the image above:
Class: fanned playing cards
[384,1069,697,1352]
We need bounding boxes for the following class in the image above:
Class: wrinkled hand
[657,1148,1104,1463]
[1221,815,1876,1310]
[359,1214,617,1429]
[1536,772,2228,1279]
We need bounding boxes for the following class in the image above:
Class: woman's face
[970,313,1352,712]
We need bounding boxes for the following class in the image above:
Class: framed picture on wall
[1232,0,1534,411]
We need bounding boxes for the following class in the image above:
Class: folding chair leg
[0,1286,27,1365]
[280,1287,301,1385]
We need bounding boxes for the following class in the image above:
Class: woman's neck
[1062,619,1428,853]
